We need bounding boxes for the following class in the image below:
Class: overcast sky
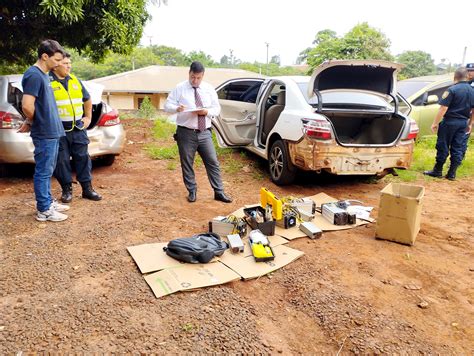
[141,0,473,67]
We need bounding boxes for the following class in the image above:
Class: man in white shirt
[164,62,232,203]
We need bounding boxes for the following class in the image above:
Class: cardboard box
[375,183,425,246]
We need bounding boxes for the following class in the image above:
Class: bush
[138,96,156,119]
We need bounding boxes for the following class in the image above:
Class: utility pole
[147,36,153,47]
[229,49,233,67]
[461,46,467,65]
[265,42,269,75]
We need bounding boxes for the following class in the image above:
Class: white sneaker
[51,200,70,212]
[36,208,68,222]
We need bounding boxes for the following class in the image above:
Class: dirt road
[1,118,473,354]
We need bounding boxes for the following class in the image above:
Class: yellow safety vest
[51,74,84,131]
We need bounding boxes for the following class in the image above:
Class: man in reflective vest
[50,53,102,202]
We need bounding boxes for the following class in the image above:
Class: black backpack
[163,233,229,264]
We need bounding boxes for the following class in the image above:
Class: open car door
[212,79,264,147]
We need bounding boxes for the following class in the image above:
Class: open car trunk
[323,111,406,145]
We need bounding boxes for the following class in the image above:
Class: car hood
[308,60,403,98]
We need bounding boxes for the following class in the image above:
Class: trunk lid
[308,60,403,98]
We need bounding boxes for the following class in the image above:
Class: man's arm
[431,105,448,133]
[164,87,185,113]
[82,99,93,129]
[467,110,473,135]
[198,86,220,117]
[17,94,36,133]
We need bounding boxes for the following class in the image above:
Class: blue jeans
[32,138,60,212]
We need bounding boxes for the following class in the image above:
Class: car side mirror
[425,94,439,105]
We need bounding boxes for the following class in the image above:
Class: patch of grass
[145,144,179,160]
[394,136,474,182]
[182,323,195,332]
[222,154,245,174]
[151,117,177,140]
[166,161,177,170]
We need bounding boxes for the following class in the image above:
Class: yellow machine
[260,188,282,220]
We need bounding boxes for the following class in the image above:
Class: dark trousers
[54,129,92,186]
[176,126,224,193]
[435,119,468,167]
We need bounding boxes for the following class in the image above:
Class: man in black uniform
[50,53,102,202]
[461,63,474,157]
[424,67,474,180]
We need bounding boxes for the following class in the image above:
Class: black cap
[466,63,474,71]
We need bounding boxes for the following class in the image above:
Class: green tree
[396,51,436,79]
[270,55,281,66]
[138,96,156,119]
[306,23,393,70]
[150,45,188,66]
[0,0,149,66]
[186,51,217,67]
[70,47,163,80]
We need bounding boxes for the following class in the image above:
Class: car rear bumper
[0,131,35,163]
[0,125,126,164]
[288,138,414,175]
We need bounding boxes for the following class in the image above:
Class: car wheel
[100,154,116,166]
[269,140,296,185]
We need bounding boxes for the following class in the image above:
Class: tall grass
[396,136,473,181]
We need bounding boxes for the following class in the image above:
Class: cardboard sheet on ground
[219,245,304,280]
[127,242,219,274]
[229,234,289,257]
[144,263,241,298]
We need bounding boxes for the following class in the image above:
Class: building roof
[92,65,265,93]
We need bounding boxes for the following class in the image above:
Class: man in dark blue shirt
[18,39,70,222]
[424,67,474,180]
[461,63,474,157]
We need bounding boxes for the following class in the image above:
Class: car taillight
[0,110,23,129]
[403,120,419,140]
[97,109,120,127]
[301,118,332,140]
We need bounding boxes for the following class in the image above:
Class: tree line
[0,0,457,80]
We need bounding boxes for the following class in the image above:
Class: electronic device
[321,203,348,225]
[227,234,244,253]
[248,229,275,262]
[276,211,298,229]
[299,222,322,239]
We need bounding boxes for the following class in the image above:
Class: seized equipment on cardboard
[209,215,247,237]
[248,229,275,262]
[283,197,316,221]
[227,234,245,253]
[320,201,357,226]
[163,233,228,264]
[299,222,322,239]
[260,188,297,229]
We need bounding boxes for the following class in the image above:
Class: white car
[0,75,125,174]
[213,60,418,185]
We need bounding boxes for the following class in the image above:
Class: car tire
[100,154,116,166]
[269,140,296,185]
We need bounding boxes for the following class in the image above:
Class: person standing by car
[164,61,232,203]
[424,67,474,180]
[461,63,474,158]
[50,53,102,203]
[17,40,70,222]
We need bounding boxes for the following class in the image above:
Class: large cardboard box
[375,183,425,245]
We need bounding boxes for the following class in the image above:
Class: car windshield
[397,81,430,98]
[297,82,393,110]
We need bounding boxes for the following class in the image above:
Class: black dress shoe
[187,191,196,202]
[214,192,232,203]
[61,183,73,203]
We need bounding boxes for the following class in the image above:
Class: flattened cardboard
[375,183,424,246]
[305,193,369,232]
[127,242,218,274]
[144,262,241,298]
[127,243,183,274]
[219,245,304,280]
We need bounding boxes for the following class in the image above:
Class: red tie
[193,87,206,132]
